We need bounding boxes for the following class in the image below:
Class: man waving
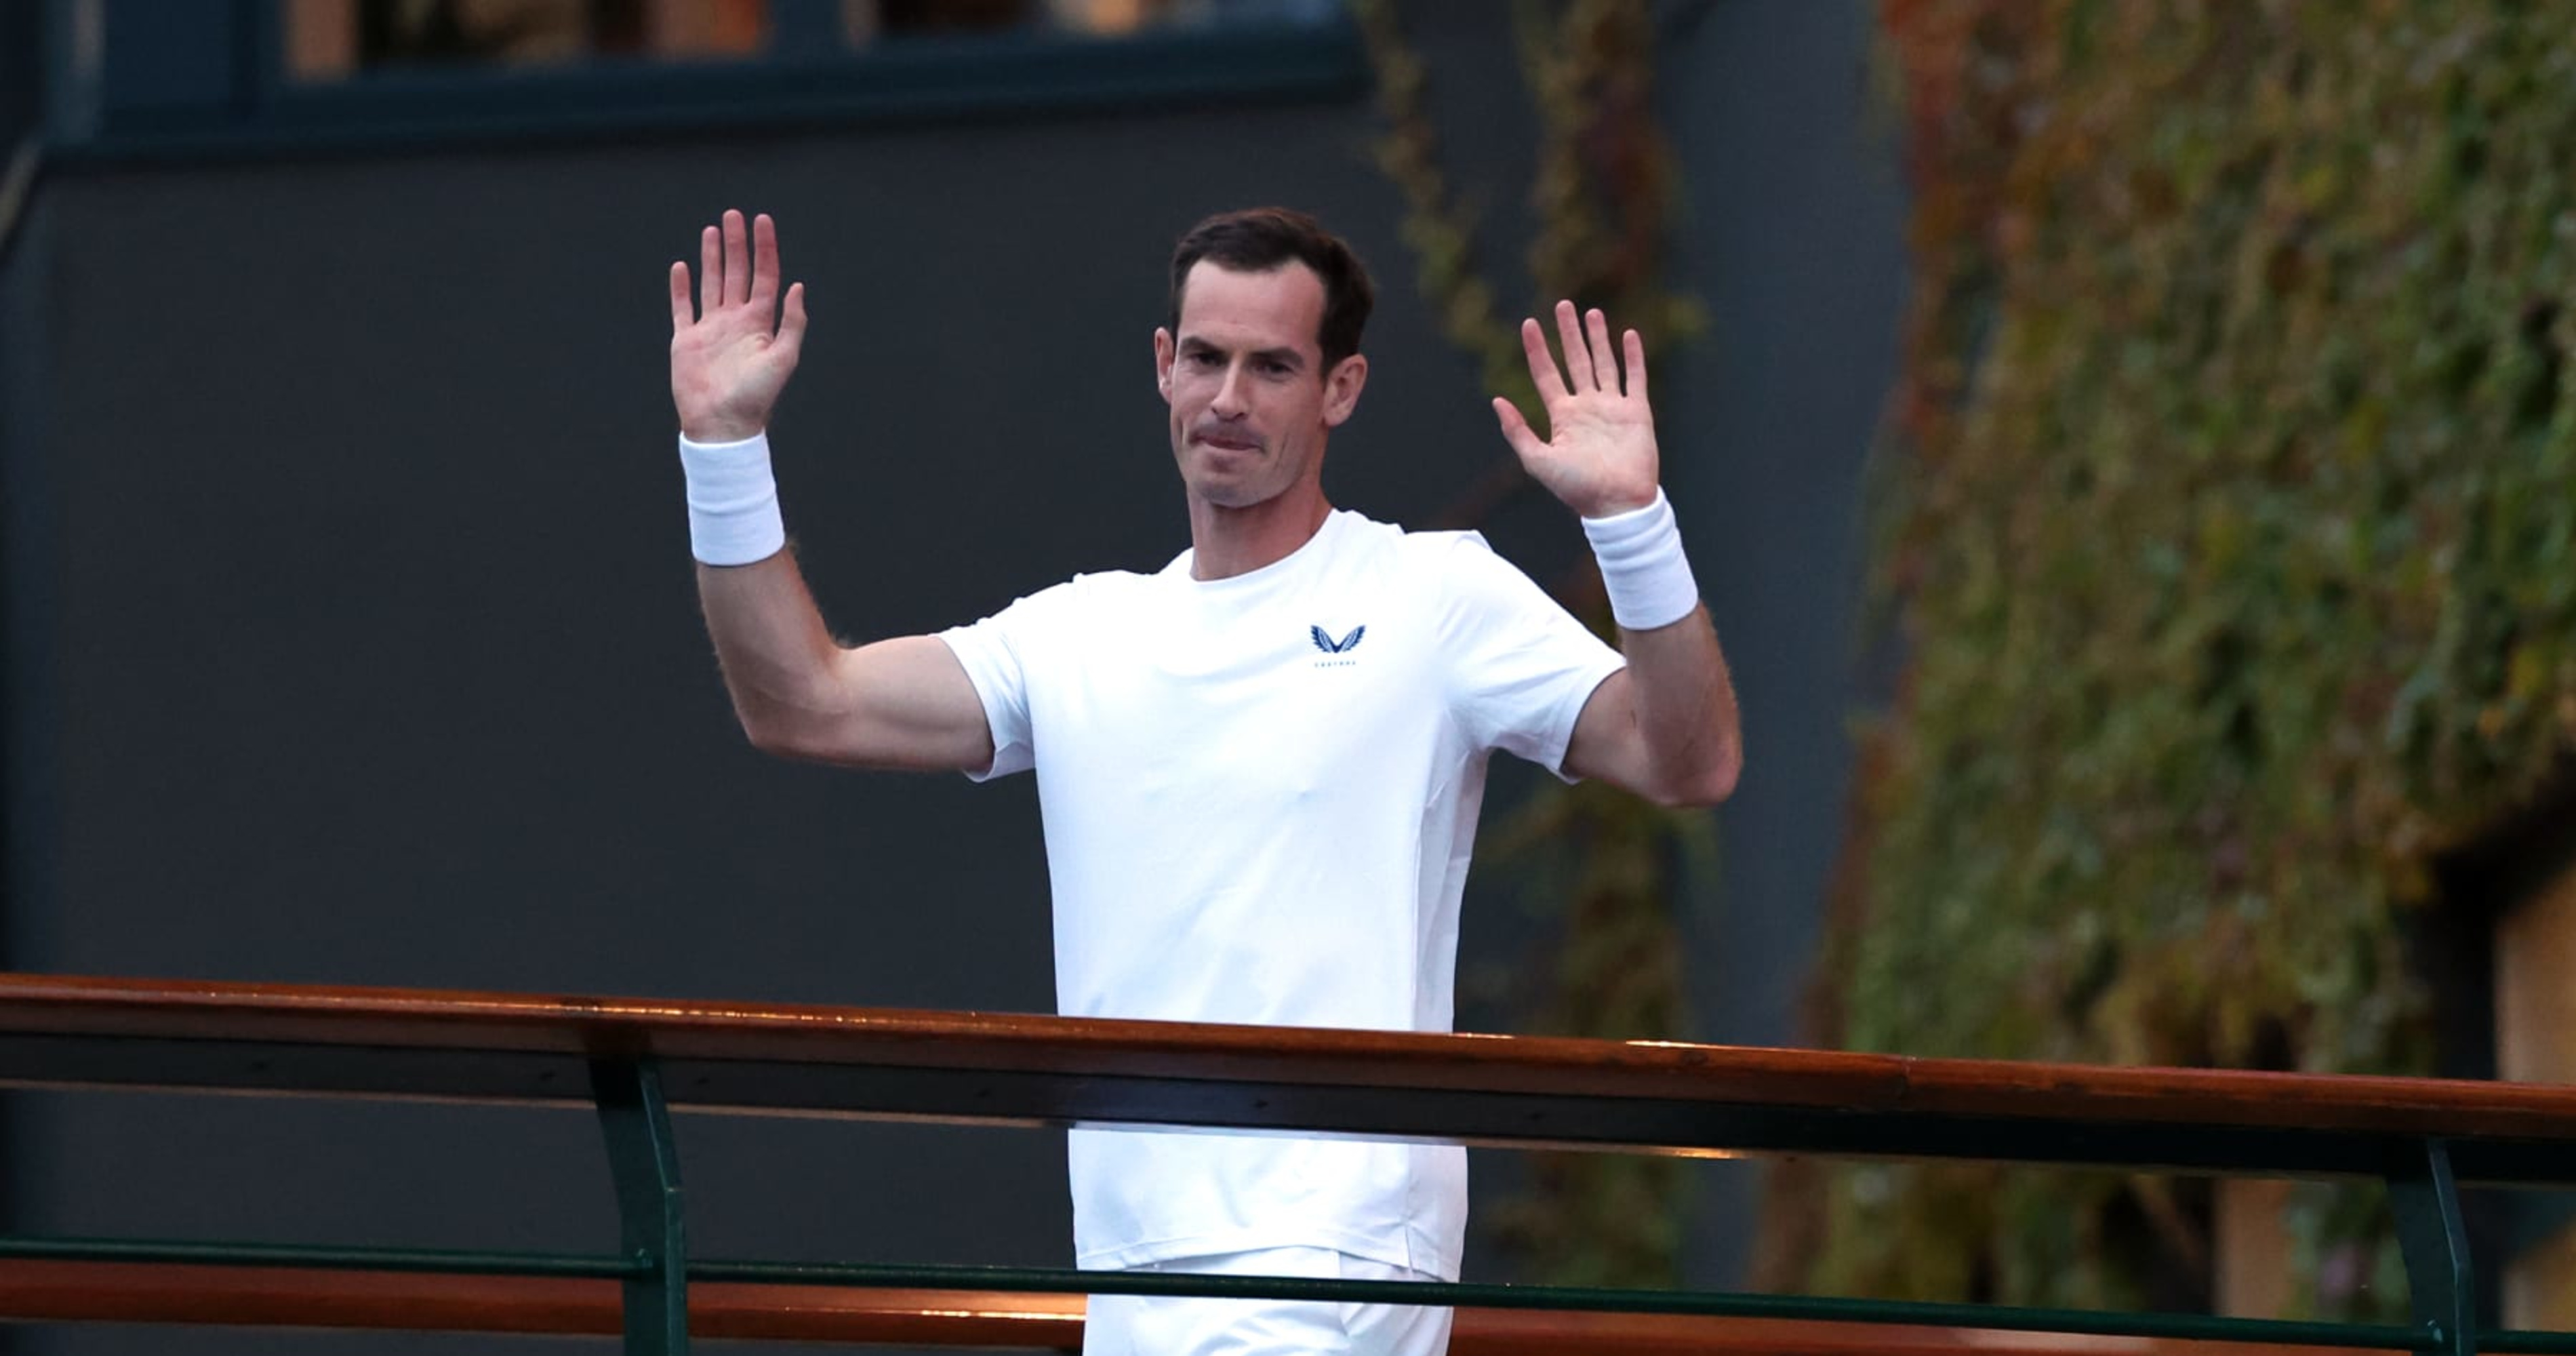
[668,205,1741,1356]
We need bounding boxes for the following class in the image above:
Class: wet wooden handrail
[2,972,2571,1355]
[0,973,2571,1180]
[0,1260,2351,1356]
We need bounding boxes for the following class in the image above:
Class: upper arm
[1560,668,1653,792]
[769,633,998,773]
[1433,534,1626,773]
[696,550,1003,774]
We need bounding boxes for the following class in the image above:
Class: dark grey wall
[1655,0,1907,1286]
[0,5,1908,1350]
[1,3,39,151]
[0,148,58,1356]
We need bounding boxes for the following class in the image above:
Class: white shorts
[1083,1247,1454,1356]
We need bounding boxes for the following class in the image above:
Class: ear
[1153,327,1176,405]
[1321,353,1369,428]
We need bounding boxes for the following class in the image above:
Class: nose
[1209,360,1251,419]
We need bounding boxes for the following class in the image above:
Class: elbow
[741,719,799,760]
[1649,747,1741,809]
[725,658,860,763]
[736,703,824,762]
[738,712,799,759]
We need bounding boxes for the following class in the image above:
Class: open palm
[1492,301,1661,519]
[669,210,807,444]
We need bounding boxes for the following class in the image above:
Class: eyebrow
[1178,336,1308,371]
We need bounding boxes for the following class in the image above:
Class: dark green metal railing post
[594,1057,688,1356]
[2390,1138,2474,1356]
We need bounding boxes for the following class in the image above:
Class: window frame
[49,0,1364,163]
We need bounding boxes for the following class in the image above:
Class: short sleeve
[1434,533,1627,780]
[937,593,1052,782]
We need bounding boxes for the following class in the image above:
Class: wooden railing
[0,1260,2371,1354]
[0,973,2571,1355]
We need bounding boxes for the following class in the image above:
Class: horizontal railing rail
[0,1260,2371,1355]
[0,973,2570,1355]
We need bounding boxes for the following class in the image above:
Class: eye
[1186,351,1223,368]
[1259,359,1293,377]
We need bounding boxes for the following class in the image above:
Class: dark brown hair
[1167,207,1375,372]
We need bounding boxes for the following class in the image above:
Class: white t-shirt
[938,508,1624,1280]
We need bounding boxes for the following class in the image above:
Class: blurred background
[0,1,2568,1353]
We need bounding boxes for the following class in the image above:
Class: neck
[1186,482,1333,581]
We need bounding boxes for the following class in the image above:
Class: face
[1154,260,1367,510]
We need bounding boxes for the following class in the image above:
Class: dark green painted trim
[9,1028,2576,1188]
[9,1233,2576,1352]
[0,1234,637,1278]
[595,1059,688,1356]
[0,1235,2447,1351]
[47,14,1366,169]
[2391,1141,2476,1356]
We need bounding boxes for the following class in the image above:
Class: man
[667,206,1741,1356]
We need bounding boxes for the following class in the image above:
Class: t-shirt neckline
[1167,509,1353,593]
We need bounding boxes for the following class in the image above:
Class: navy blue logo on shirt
[1310,624,1366,655]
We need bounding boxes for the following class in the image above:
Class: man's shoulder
[947,559,1154,635]
[1348,514,1576,627]
[1333,511,1501,572]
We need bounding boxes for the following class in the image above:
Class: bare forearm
[696,553,851,752]
[1614,605,1742,805]
[1492,300,1740,803]
[666,212,990,773]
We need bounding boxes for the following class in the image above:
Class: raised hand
[669,210,808,443]
[1491,301,1661,519]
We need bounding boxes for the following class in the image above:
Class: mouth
[1192,429,1263,454]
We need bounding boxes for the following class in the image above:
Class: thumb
[1492,397,1548,465]
[773,282,809,364]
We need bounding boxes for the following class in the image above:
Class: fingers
[1553,300,1595,393]
[685,211,790,330]
[1530,301,1634,399]
[698,224,721,318]
[1586,307,1617,393]
[722,210,751,306]
[748,212,780,311]
[1520,318,1569,406]
[1529,300,1651,403]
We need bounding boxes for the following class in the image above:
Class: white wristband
[1582,487,1699,631]
[677,431,786,566]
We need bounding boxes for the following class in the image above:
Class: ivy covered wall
[1807,0,2576,1312]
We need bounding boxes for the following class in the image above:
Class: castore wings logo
[1310,624,1366,655]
